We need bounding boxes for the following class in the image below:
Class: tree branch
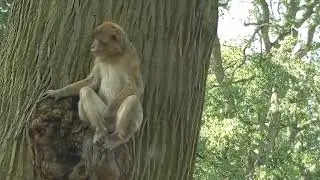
[211,36,225,83]
[257,0,272,52]
[295,25,318,58]
[242,24,265,62]
[272,1,318,48]
[211,76,255,87]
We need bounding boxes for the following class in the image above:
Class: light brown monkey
[45,21,144,150]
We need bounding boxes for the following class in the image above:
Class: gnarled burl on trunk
[27,21,144,180]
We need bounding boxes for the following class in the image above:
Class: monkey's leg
[102,95,143,150]
[78,87,109,141]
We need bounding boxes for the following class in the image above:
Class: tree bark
[0,0,218,179]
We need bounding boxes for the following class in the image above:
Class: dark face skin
[91,38,106,57]
[91,23,122,58]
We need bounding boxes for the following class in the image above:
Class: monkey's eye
[99,39,108,45]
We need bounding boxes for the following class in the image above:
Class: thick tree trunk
[0,0,218,180]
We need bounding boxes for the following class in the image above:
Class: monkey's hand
[94,137,117,150]
[94,132,122,150]
[93,132,104,145]
[103,139,119,150]
[94,135,110,152]
[43,89,63,101]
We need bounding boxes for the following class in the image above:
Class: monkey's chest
[98,69,127,103]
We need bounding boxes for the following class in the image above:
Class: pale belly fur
[97,65,128,105]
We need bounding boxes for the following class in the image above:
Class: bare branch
[211,76,256,87]
[245,0,319,57]
[242,25,264,62]
[211,36,225,83]
[196,152,204,159]
[231,76,256,84]
[244,22,265,26]
[257,0,272,52]
[295,24,319,58]
[306,25,317,46]
[272,1,318,48]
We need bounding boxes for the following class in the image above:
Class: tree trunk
[0,0,218,180]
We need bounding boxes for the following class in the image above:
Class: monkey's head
[91,21,128,58]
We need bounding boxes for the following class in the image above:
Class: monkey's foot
[93,132,104,144]
[93,133,109,151]
[93,136,118,150]
[102,139,118,150]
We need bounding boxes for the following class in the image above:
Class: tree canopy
[195,0,320,179]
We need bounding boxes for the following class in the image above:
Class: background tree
[0,0,218,179]
[245,0,320,57]
[195,0,320,179]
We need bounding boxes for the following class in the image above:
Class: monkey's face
[91,22,123,57]
[91,38,107,57]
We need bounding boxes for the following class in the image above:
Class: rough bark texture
[0,0,218,180]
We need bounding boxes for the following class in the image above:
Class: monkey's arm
[59,76,95,97]
[45,71,99,100]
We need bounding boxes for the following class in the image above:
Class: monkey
[45,21,144,150]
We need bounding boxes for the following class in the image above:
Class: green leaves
[195,0,320,177]
[195,44,320,179]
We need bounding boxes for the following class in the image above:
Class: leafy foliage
[195,41,320,179]
[194,0,320,179]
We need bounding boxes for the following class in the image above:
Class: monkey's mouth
[91,49,99,56]
[91,48,106,57]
